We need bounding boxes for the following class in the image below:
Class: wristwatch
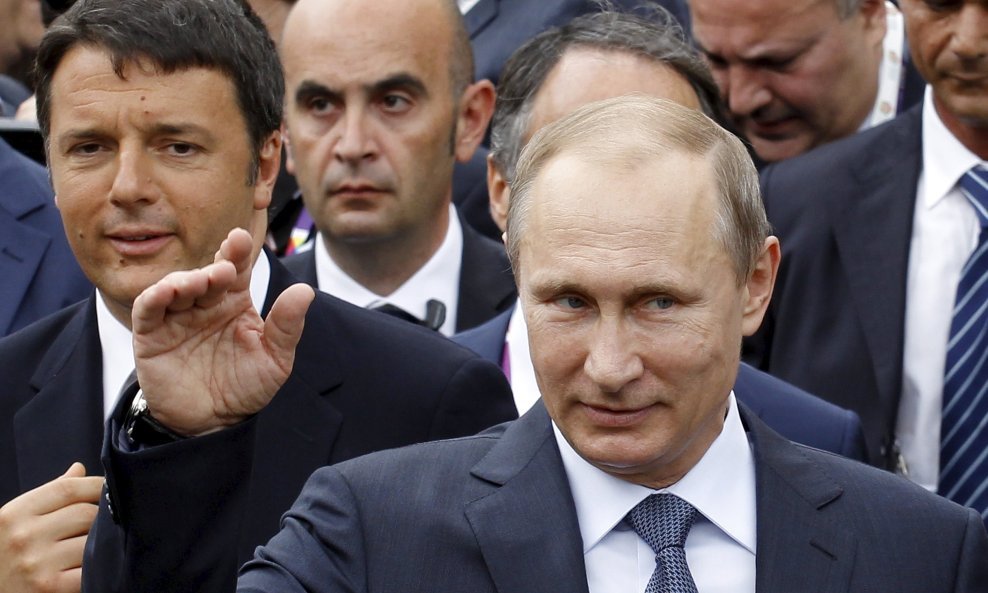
[123,390,187,446]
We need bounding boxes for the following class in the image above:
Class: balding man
[277,0,515,335]
[454,9,866,460]
[689,0,925,163]
[89,95,988,593]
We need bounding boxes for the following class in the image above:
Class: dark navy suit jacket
[0,137,90,337]
[87,401,987,592]
[0,253,517,590]
[456,306,868,461]
[745,104,924,468]
[282,214,516,332]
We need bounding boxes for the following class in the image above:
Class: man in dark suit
[688,0,925,164]
[745,0,988,523]
[454,8,865,461]
[277,0,515,335]
[87,97,987,592]
[0,2,515,591]
[454,0,692,241]
[0,137,90,337]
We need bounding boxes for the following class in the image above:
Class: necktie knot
[960,165,988,229]
[627,493,696,553]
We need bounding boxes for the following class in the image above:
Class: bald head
[285,0,473,97]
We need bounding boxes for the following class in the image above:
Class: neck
[935,97,988,160]
[321,208,450,296]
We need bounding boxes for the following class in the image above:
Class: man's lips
[106,231,174,257]
[744,115,800,138]
[580,402,655,427]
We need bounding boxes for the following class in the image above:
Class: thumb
[61,462,86,478]
[263,283,316,366]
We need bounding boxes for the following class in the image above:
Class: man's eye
[554,296,586,309]
[72,143,103,156]
[645,297,675,310]
[380,94,411,112]
[167,143,196,156]
[307,96,333,114]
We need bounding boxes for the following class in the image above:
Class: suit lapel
[14,300,105,490]
[240,257,346,553]
[456,217,517,331]
[466,403,589,593]
[0,203,52,335]
[463,0,498,38]
[744,408,857,592]
[831,107,922,430]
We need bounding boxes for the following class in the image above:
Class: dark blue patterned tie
[940,165,988,524]
[626,494,699,593]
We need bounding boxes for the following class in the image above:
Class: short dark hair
[35,0,284,184]
[490,4,726,184]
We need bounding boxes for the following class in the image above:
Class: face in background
[488,48,702,231]
[0,0,45,72]
[281,0,491,251]
[899,0,988,144]
[518,149,775,487]
[47,46,280,325]
[690,0,886,162]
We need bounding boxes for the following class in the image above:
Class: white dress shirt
[458,0,482,14]
[312,203,463,336]
[861,2,906,130]
[555,394,757,593]
[97,251,271,419]
[898,86,988,490]
[504,300,541,413]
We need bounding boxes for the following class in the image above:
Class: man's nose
[725,64,773,119]
[333,108,376,163]
[950,4,988,62]
[108,147,158,206]
[584,318,645,393]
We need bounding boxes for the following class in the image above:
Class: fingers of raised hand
[132,260,238,333]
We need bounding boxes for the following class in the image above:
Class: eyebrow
[55,122,216,148]
[294,73,429,106]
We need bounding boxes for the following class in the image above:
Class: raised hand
[132,228,315,436]
[0,463,103,593]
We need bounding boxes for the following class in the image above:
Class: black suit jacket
[0,137,91,337]
[455,306,867,460]
[88,401,988,592]
[745,104,923,467]
[0,254,517,588]
[282,215,516,332]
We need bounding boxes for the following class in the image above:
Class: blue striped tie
[626,494,698,593]
[940,165,988,524]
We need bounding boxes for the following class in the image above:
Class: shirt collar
[554,393,757,555]
[458,0,482,14]
[921,85,988,210]
[96,249,272,418]
[313,203,463,335]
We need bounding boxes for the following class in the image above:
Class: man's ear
[741,236,780,336]
[284,126,297,175]
[858,0,887,47]
[487,153,510,234]
[453,80,496,163]
[252,128,283,212]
